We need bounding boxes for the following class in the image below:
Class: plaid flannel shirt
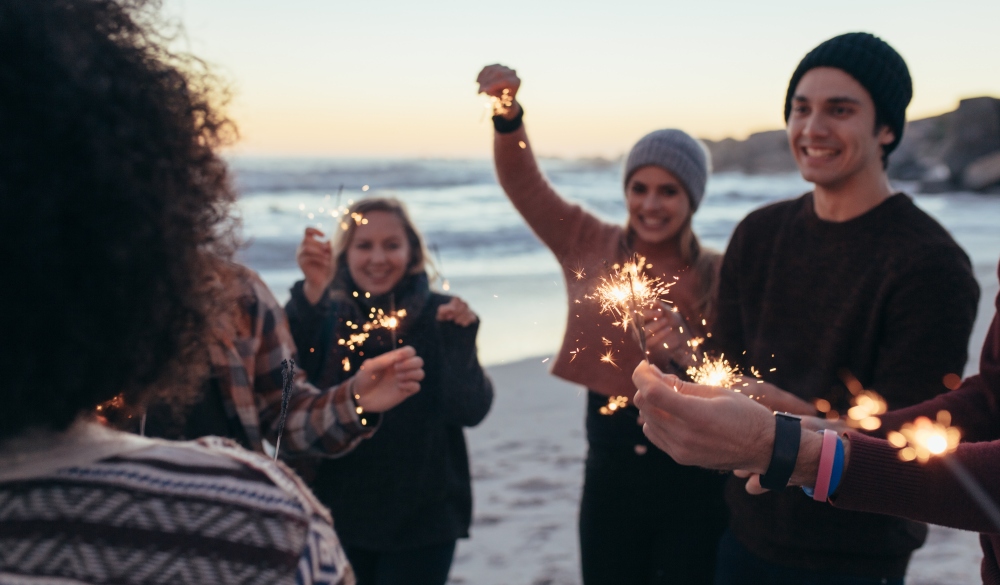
[206,266,377,457]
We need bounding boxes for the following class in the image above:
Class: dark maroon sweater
[836,260,1000,585]
[716,193,980,576]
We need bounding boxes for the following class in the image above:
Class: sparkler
[887,410,1000,532]
[592,257,672,363]
[600,396,629,415]
[485,88,514,117]
[686,353,744,389]
[337,300,407,351]
[273,359,295,461]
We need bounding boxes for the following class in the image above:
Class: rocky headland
[703,96,1000,193]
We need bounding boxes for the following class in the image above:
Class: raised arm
[477,64,612,262]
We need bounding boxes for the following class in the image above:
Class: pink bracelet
[812,429,839,501]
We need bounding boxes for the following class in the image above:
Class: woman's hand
[352,346,425,413]
[436,296,478,327]
[476,64,522,120]
[642,301,699,367]
[296,227,334,305]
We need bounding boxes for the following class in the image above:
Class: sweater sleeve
[250,275,376,457]
[869,249,979,409]
[434,318,494,427]
[834,431,1000,534]
[494,124,614,263]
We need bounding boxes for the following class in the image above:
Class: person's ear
[877,125,895,147]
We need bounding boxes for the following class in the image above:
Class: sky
[164,0,1000,159]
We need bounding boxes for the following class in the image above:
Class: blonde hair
[332,197,437,283]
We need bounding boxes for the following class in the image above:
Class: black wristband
[492,104,524,134]
[758,413,801,491]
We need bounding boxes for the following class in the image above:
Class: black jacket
[286,273,493,550]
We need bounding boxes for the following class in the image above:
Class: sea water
[233,157,1000,368]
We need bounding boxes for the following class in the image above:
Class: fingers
[359,346,417,372]
[742,473,769,495]
[476,64,520,96]
[437,298,478,327]
[393,356,425,381]
[303,226,326,240]
[661,374,732,399]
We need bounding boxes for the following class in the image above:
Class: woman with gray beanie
[477,64,726,584]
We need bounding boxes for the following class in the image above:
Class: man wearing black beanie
[705,32,980,583]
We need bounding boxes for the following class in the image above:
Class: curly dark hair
[0,0,239,439]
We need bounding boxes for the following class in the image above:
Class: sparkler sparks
[846,391,888,431]
[591,257,673,360]
[886,410,1000,532]
[887,411,960,463]
[488,88,514,116]
[686,354,743,389]
[599,350,619,369]
[599,395,629,415]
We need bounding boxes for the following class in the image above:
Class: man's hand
[476,64,522,120]
[436,296,478,327]
[353,346,425,413]
[296,227,334,305]
[632,361,775,473]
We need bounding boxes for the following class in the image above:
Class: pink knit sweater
[494,125,712,397]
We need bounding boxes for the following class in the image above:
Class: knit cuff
[492,104,524,134]
[830,431,924,513]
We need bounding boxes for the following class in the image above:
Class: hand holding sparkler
[351,346,425,413]
[642,301,701,366]
[476,64,522,119]
[297,227,335,305]
[632,362,778,472]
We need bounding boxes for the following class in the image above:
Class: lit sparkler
[487,88,514,116]
[600,395,629,415]
[686,353,743,389]
[592,257,673,362]
[887,410,1000,532]
[846,390,887,431]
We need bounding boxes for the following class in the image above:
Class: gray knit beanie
[623,129,712,211]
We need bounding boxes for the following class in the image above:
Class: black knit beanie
[784,32,912,162]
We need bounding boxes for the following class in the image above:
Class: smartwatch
[758,412,801,491]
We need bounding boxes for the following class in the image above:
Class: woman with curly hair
[0,1,369,582]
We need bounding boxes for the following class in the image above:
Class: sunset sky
[166,0,1000,158]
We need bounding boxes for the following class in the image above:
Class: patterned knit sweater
[0,422,353,585]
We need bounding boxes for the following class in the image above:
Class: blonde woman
[286,198,493,585]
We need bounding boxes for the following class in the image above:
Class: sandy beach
[452,270,999,585]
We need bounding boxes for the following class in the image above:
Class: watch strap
[759,413,801,491]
